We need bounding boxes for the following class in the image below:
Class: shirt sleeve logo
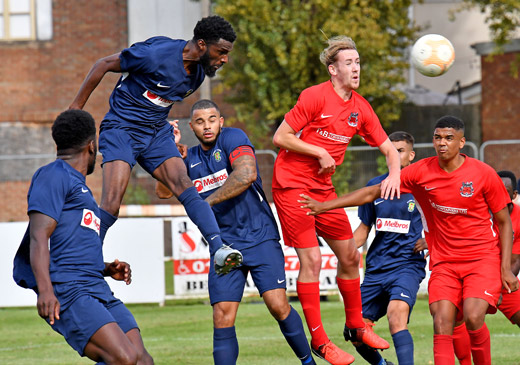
[81,209,100,235]
[460,181,474,197]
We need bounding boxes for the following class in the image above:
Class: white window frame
[1,0,36,41]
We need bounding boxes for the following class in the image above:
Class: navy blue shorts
[99,119,181,174]
[361,266,426,322]
[50,280,138,356]
[208,240,287,305]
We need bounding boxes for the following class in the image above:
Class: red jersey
[400,155,510,264]
[272,81,388,190]
[511,204,520,254]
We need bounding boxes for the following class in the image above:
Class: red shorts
[272,188,353,248]
[499,278,520,323]
[428,257,502,316]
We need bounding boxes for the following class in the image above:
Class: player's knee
[267,300,291,321]
[463,312,485,330]
[432,315,454,334]
[137,351,154,365]
[105,346,138,365]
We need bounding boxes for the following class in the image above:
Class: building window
[0,0,36,41]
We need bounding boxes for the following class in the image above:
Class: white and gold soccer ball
[411,34,455,77]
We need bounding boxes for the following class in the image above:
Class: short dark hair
[389,131,414,147]
[193,16,236,45]
[434,115,465,132]
[191,99,221,117]
[498,170,518,191]
[52,110,96,151]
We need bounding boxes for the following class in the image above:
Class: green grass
[1,296,519,364]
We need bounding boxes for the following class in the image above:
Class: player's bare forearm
[299,184,381,215]
[69,53,122,110]
[353,223,370,249]
[379,138,401,200]
[495,207,518,292]
[205,155,256,207]
[29,212,60,324]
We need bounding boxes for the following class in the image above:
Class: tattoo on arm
[206,154,257,206]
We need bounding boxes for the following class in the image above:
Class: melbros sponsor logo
[376,218,410,234]
[192,169,228,193]
[142,90,174,107]
[81,209,100,235]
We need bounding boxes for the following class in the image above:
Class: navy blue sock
[392,329,414,365]
[278,307,315,364]
[178,187,223,249]
[355,343,383,364]
[99,208,117,244]
[213,326,238,365]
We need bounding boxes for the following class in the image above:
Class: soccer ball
[411,34,455,77]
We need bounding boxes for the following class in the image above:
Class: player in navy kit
[352,132,426,365]
[175,99,315,365]
[69,16,241,272]
[13,110,152,364]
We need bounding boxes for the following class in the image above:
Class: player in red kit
[272,35,400,365]
[299,116,518,365]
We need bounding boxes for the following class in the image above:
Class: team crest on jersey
[213,149,222,162]
[460,182,474,197]
[407,200,416,212]
[347,112,358,127]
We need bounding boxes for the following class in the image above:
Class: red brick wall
[0,0,128,125]
[479,50,520,178]
[480,51,520,141]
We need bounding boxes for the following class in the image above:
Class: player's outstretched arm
[495,207,518,293]
[69,53,122,110]
[103,259,132,285]
[205,150,257,207]
[298,184,381,216]
[273,120,336,175]
[377,138,401,200]
[29,212,60,325]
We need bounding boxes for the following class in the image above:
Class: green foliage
[453,1,519,51]
[122,182,151,205]
[214,0,419,147]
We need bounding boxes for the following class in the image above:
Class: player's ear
[459,136,466,149]
[219,116,224,127]
[196,39,207,54]
[189,121,194,131]
[328,64,336,76]
[409,150,416,162]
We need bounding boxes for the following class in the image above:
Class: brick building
[472,39,520,178]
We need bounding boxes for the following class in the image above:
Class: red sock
[433,334,455,365]
[453,323,472,364]
[467,323,491,365]
[296,281,329,348]
[337,277,365,328]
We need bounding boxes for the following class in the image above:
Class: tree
[453,1,519,51]
[214,0,419,149]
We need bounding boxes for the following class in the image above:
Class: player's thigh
[100,160,132,212]
[428,263,463,314]
[324,237,359,268]
[272,188,320,248]
[208,257,248,305]
[360,276,388,322]
[84,322,137,364]
[125,328,153,364]
[462,257,501,311]
[314,189,353,242]
[138,121,182,176]
[152,156,193,196]
[499,279,520,325]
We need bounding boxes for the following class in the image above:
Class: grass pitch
[1,296,519,364]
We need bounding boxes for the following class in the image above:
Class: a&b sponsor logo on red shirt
[376,218,411,234]
[81,209,100,235]
[192,169,228,193]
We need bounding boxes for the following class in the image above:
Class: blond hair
[319,35,357,67]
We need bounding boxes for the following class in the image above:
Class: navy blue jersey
[359,173,426,274]
[185,128,280,252]
[13,160,105,288]
[105,37,205,123]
